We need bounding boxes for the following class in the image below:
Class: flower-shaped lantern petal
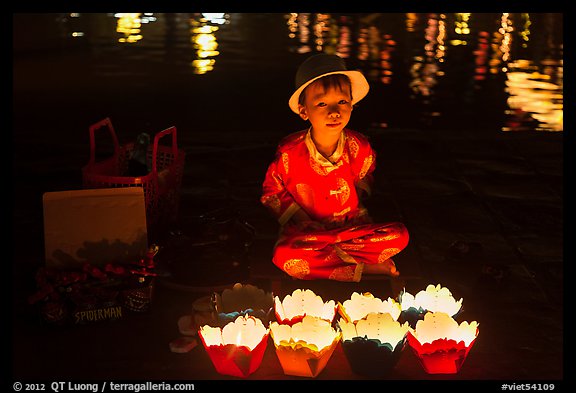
[407,311,479,374]
[339,312,410,377]
[270,315,341,378]
[338,292,401,323]
[274,288,337,325]
[213,283,274,326]
[398,284,463,327]
[198,315,269,378]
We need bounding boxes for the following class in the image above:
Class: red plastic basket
[82,118,186,237]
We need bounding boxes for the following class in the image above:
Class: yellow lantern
[274,288,337,325]
[338,312,410,376]
[198,315,269,378]
[407,311,479,374]
[338,292,402,323]
[270,315,341,378]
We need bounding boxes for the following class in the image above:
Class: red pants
[272,222,409,282]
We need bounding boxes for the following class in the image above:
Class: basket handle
[88,117,120,166]
[151,126,179,175]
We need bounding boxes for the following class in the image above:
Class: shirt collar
[305,128,346,166]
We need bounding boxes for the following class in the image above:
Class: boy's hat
[288,53,370,114]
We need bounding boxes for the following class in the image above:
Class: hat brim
[288,70,370,114]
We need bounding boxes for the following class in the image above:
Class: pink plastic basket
[82,118,185,237]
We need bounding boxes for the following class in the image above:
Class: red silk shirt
[261,128,375,228]
[261,128,409,281]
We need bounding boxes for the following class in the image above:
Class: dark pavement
[10,121,564,386]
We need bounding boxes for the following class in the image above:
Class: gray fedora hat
[288,53,370,114]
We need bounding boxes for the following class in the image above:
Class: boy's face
[298,80,353,137]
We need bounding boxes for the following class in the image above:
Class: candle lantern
[274,289,337,326]
[212,283,274,327]
[338,312,410,377]
[398,284,463,327]
[198,315,269,378]
[270,315,341,378]
[338,292,401,323]
[406,311,479,374]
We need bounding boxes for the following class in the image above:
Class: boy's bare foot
[363,258,400,277]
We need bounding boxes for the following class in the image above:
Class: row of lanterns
[195,283,479,378]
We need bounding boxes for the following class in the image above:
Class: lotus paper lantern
[270,315,341,378]
[198,315,269,378]
[406,311,479,374]
[338,292,401,323]
[338,312,410,377]
[398,284,463,327]
[213,283,274,327]
[274,289,337,325]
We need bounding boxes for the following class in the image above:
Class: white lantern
[338,292,401,323]
[274,288,336,325]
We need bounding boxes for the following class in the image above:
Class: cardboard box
[33,187,154,325]
[43,187,148,269]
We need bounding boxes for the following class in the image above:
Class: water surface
[13,12,563,136]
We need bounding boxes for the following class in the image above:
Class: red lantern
[406,311,479,374]
[198,315,269,378]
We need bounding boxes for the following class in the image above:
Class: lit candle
[270,315,341,378]
[406,311,479,374]
[398,284,463,327]
[338,291,401,323]
[338,312,410,377]
[198,315,269,378]
[274,288,336,326]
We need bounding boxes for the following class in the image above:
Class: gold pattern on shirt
[284,259,310,279]
[270,170,283,191]
[293,237,325,250]
[338,242,365,251]
[262,194,281,215]
[378,248,401,262]
[370,233,401,242]
[342,152,350,164]
[309,155,328,176]
[333,206,351,217]
[281,152,289,175]
[359,154,373,180]
[348,137,359,159]
[329,265,356,281]
[330,178,350,205]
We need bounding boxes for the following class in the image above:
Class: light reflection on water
[26,12,563,132]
